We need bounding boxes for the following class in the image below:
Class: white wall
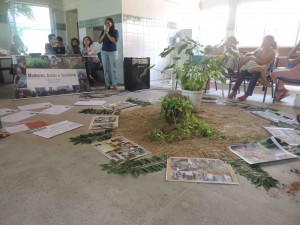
[63,0,122,21]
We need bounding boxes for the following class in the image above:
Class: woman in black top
[98,18,119,90]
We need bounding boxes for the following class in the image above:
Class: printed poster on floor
[264,127,300,146]
[228,137,298,164]
[32,120,83,138]
[166,157,239,184]
[92,136,150,161]
[89,115,118,130]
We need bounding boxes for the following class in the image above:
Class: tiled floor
[0,80,299,225]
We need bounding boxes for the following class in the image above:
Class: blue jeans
[101,50,118,86]
[232,70,260,96]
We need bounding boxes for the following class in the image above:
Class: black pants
[85,61,98,86]
[232,70,261,96]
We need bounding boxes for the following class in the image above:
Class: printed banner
[13,55,89,98]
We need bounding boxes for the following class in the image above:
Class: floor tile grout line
[141,186,192,225]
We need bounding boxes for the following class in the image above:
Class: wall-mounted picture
[228,137,298,164]
[92,136,150,161]
[166,157,239,184]
[89,115,118,130]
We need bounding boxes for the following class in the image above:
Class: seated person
[271,40,300,101]
[56,36,64,47]
[228,35,277,101]
[45,34,57,54]
[45,34,65,55]
[239,55,272,87]
[14,67,27,88]
[70,38,81,54]
[208,36,241,73]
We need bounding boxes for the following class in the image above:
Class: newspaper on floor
[106,101,137,110]
[92,136,150,161]
[1,111,39,123]
[89,115,118,130]
[166,157,239,184]
[0,108,18,116]
[74,100,106,106]
[228,137,298,164]
[251,109,296,124]
[264,127,300,146]
[32,120,83,138]
[17,102,53,111]
[39,105,72,115]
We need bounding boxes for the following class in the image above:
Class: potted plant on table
[157,37,229,112]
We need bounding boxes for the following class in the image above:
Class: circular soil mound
[113,103,271,159]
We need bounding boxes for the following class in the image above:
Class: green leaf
[140,65,155,77]
[177,43,189,55]
[160,47,175,57]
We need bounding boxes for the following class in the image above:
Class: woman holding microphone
[98,18,119,90]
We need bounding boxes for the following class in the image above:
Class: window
[199,5,229,46]
[8,2,52,53]
[235,0,300,47]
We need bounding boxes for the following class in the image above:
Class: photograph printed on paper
[166,157,239,184]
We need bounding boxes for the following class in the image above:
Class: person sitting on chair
[271,40,300,101]
[14,67,27,88]
[228,35,277,101]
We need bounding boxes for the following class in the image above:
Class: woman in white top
[82,36,99,86]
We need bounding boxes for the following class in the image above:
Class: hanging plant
[100,155,167,177]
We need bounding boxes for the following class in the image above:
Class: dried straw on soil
[113,103,271,159]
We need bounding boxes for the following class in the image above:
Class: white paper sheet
[74,100,106,106]
[264,127,300,146]
[1,111,39,123]
[18,102,53,111]
[4,124,29,133]
[0,108,18,116]
[39,105,72,115]
[32,120,83,138]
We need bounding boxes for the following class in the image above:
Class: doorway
[65,9,79,53]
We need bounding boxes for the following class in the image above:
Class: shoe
[112,85,117,90]
[228,91,237,99]
[237,95,248,101]
[105,86,111,90]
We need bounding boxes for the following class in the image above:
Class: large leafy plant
[159,37,228,91]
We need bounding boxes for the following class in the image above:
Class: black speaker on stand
[124,57,150,91]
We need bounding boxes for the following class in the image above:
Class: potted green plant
[157,37,229,112]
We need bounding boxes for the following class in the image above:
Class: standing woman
[98,18,119,90]
[82,36,99,86]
